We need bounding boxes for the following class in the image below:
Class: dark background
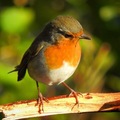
[0,0,120,120]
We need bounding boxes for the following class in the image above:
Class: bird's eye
[57,28,73,38]
[64,33,73,38]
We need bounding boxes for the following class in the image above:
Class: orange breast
[44,38,81,69]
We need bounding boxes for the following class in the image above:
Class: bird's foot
[68,89,83,108]
[62,82,83,110]
[35,92,49,113]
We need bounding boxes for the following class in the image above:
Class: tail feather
[17,65,27,81]
[8,65,27,81]
[8,66,19,74]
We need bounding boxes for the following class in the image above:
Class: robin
[10,15,91,112]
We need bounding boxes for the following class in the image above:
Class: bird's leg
[36,81,49,113]
[62,82,83,106]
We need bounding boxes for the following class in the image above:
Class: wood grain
[0,93,120,120]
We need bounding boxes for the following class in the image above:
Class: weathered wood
[0,93,120,120]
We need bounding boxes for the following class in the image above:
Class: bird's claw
[35,93,49,113]
[67,90,83,109]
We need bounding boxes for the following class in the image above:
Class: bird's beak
[79,34,91,40]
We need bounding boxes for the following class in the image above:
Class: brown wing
[9,35,44,81]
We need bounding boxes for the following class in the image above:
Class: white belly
[28,60,78,85]
[47,61,77,85]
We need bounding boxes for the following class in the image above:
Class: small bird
[10,15,91,112]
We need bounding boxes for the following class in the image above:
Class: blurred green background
[0,0,120,120]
